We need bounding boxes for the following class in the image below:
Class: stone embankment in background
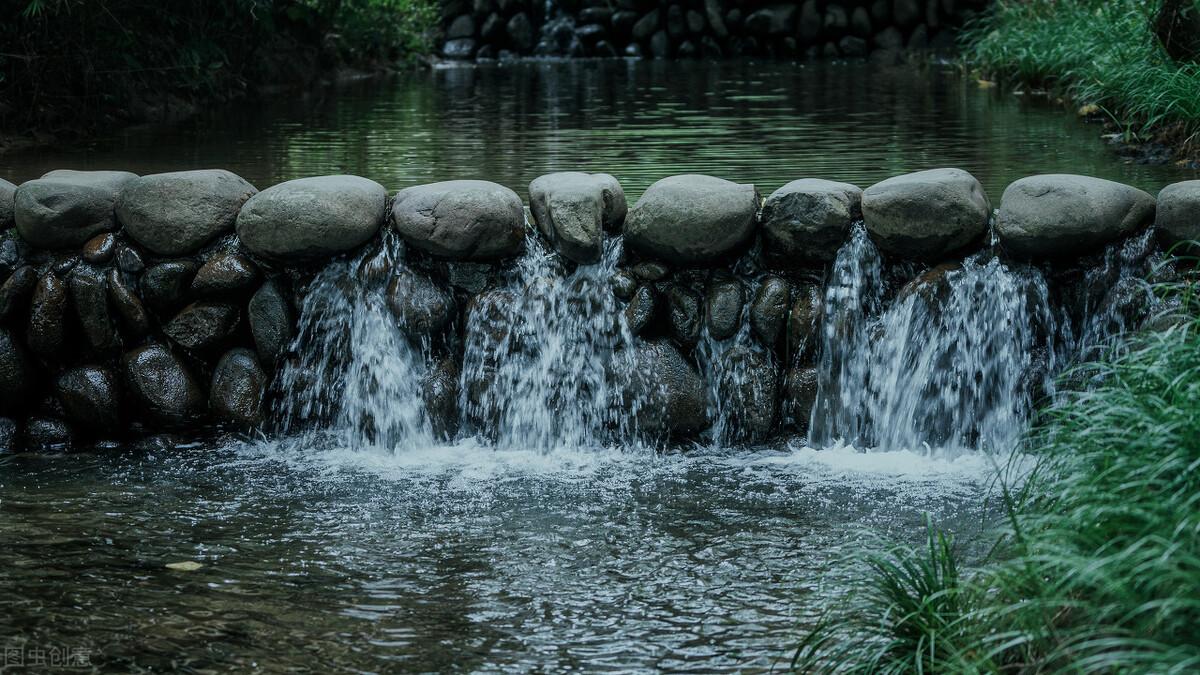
[439,0,990,61]
[0,166,1196,452]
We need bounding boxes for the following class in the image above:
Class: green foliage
[962,0,1200,148]
[0,0,436,132]
[792,277,1200,673]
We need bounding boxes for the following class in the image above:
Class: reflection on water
[0,441,1005,672]
[1,60,1194,195]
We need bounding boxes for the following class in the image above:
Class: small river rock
[761,179,861,265]
[392,180,525,261]
[117,170,257,256]
[210,348,266,429]
[237,175,386,262]
[863,168,990,260]
[422,356,460,441]
[0,266,37,323]
[163,302,240,351]
[27,272,69,359]
[0,329,33,416]
[624,174,759,265]
[13,170,138,249]
[750,276,790,346]
[55,365,121,435]
[106,269,151,339]
[787,283,822,363]
[191,251,260,298]
[248,280,294,366]
[706,276,744,340]
[717,344,779,442]
[386,269,455,338]
[624,284,657,336]
[666,284,702,347]
[141,261,200,316]
[69,265,120,353]
[997,174,1156,259]
[82,233,116,265]
[23,416,72,451]
[122,344,205,428]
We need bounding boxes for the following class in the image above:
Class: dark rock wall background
[440,0,990,61]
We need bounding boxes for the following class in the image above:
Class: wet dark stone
[23,417,72,451]
[423,356,460,441]
[386,270,455,338]
[248,280,294,367]
[191,251,260,298]
[163,302,240,351]
[116,246,144,274]
[750,276,791,347]
[55,365,120,435]
[26,272,68,359]
[141,261,200,316]
[122,343,205,428]
[626,339,708,438]
[624,284,656,336]
[610,271,637,301]
[105,269,150,339]
[782,365,819,432]
[665,284,701,347]
[631,260,670,282]
[210,348,266,430]
[0,237,20,278]
[705,276,744,340]
[0,328,33,416]
[51,254,79,277]
[897,262,961,309]
[716,345,780,442]
[69,265,119,353]
[0,417,16,453]
[82,232,116,265]
[787,283,823,364]
[0,265,37,324]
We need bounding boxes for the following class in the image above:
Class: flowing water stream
[0,60,1188,671]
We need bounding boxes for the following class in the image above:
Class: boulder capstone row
[0,166,1188,452]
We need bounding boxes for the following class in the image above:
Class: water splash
[458,236,640,451]
[810,225,1055,454]
[276,235,435,450]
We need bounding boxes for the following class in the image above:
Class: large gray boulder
[624,174,759,265]
[122,344,205,428]
[116,169,257,256]
[625,340,708,438]
[529,172,626,264]
[392,180,525,261]
[1155,180,1200,255]
[0,178,15,229]
[761,179,862,265]
[236,175,386,262]
[862,168,990,260]
[996,174,1155,259]
[14,170,138,248]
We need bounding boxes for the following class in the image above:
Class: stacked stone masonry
[0,166,1196,452]
[439,0,991,61]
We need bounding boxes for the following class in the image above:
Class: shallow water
[1,60,1194,195]
[0,58,1163,671]
[0,440,1009,672]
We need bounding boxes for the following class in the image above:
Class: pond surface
[0,59,1178,672]
[1,60,1195,196]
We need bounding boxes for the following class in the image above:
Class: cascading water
[276,234,436,450]
[458,235,640,452]
[809,224,1057,454]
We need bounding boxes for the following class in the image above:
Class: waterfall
[276,234,436,450]
[809,225,1056,454]
[458,236,639,451]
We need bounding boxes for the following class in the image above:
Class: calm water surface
[0,59,1171,672]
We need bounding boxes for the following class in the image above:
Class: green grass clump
[793,282,1200,672]
[963,0,1200,151]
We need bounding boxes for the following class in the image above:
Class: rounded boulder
[1155,180,1200,256]
[996,174,1155,259]
[761,178,861,265]
[392,180,525,261]
[236,175,387,262]
[862,168,990,260]
[116,169,257,256]
[624,174,759,265]
[122,344,205,428]
[14,170,138,248]
[529,172,626,263]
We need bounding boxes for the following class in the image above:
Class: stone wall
[0,167,1196,453]
[440,0,991,61]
